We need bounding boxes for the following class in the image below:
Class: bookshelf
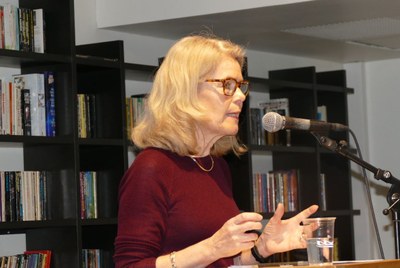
[0,0,139,266]
[0,0,76,268]
[229,66,359,262]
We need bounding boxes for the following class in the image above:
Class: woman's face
[197,56,247,143]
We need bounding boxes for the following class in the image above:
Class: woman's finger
[294,205,319,223]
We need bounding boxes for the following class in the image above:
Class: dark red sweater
[114,147,240,268]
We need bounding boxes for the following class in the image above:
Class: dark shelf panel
[124,62,157,81]
[80,218,118,226]
[246,76,354,94]
[0,135,73,145]
[78,138,124,146]
[249,144,316,153]
[315,209,361,217]
[0,49,70,68]
[75,55,121,69]
[0,219,76,231]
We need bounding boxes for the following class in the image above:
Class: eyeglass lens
[224,79,249,95]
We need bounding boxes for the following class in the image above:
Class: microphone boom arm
[314,133,400,185]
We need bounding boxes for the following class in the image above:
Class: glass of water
[302,217,336,266]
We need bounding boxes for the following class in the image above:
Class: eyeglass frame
[204,78,250,96]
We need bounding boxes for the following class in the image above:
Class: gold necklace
[190,155,214,172]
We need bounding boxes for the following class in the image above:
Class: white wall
[74,0,398,261]
[346,59,400,260]
[345,63,381,260]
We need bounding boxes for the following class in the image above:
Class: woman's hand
[205,212,263,260]
[257,203,318,257]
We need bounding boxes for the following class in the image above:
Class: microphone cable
[348,128,385,259]
[311,129,385,259]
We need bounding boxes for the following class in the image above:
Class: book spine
[14,83,22,135]
[1,81,3,134]
[0,6,4,49]
[8,81,14,135]
[21,89,31,136]
[5,171,10,221]
[4,4,17,50]
[27,73,45,136]
[33,9,45,53]
[85,95,92,138]
[0,171,5,221]
[4,82,10,134]
[80,171,85,219]
[44,71,56,136]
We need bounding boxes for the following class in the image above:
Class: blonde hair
[132,34,247,157]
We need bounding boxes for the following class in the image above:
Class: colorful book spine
[44,71,56,136]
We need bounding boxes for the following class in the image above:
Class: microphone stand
[312,132,400,259]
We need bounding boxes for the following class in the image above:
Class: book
[0,79,2,131]
[21,89,32,136]
[77,94,87,138]
[1,80,11,134]
[8,171,16,221]
[33,9,45,53]
[80,171,98,219]
[0,6,4,49]
[7,81,13,135]
[317,105,327,121]
[18,8,26,52]
[12,76,23,135]
[13,73,46,136]
[44,71,56,136]
[3,3,18,50]
[0,171,5,221]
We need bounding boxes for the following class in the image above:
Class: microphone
[262,112,349,133]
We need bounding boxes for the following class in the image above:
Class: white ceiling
[104,0,400,63]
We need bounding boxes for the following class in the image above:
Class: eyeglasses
[204,78,250,96]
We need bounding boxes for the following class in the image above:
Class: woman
[114,34,318,267]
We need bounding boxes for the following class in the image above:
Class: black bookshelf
[0,1,76,267]
[230,66,359,262]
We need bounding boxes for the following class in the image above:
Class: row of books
[252,169,299,213]
[0,171,49,222]
[0,4,45,52]
[0,250,51,268]
[82,249,107,268]
[125,95,146,137]
[80,171,97,219]
[77,94,97,138]
[249,98,291,146]
[0,72,56,136]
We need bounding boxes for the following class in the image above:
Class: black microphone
[262,112,349,133]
